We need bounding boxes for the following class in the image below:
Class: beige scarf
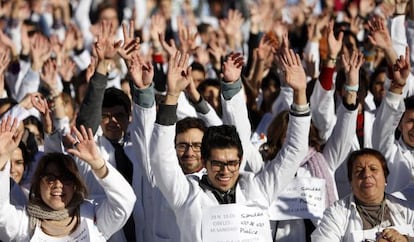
[27,196,83,237]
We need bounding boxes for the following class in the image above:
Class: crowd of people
[1,0,414,241]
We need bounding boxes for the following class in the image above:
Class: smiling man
[149,50,311,241]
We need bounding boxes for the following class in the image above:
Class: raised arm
[150,51,194,208]
[322,51,363,171]
[372,47,411,192]
[66,125,136,239]
[256,43,311,203]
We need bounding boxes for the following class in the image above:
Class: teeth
[51,192,62,196]
[217,177,230,181]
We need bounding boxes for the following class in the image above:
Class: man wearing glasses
[148,50,311,241]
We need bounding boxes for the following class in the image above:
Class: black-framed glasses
[175,142,202,152]
[101,112,128,121]
[209,160,240,172]
[42,174,74,186]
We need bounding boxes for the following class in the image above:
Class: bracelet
[92,162,106,171]
[166,92,180,98]
[344,84,359,92]
[325,56,337,64]
[291,103,310,113]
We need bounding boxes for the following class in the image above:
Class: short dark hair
[176,117,207,136]
[103,87,131,115]
[404,95,414,111]
[191,62,206,75]
[201,125,243,161]
[197,23,212,34]
[347,148,389,182]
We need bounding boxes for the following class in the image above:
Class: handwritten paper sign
[268,177,326,220]
[202,204,272,242]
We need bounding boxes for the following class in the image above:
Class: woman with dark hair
[0,117,136,241]
[312,148,414,241]
[259,51,362,242]
[9,141,32,206]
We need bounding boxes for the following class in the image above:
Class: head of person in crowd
[260,71,280,114]
[197,78,222,117]
[156,0,173,19]
[197,23,214,45]
[369,65,387,108]
[28,153,88,224]
[347,148,389,204]
[24,116,44,146]
[261,110,322,161]
[201,125,243,192]
[120,77,132,101]
[175,117,207,174]
[10,142,31,184]
[101,87,131,142]
[0,98,25,144]
[97,2,120,32]
[191,62,206,88]
[399,96,414,148]
[60,92,76,125]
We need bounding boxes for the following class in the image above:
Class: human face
[40,163,75,210]
[201,86,220,113]
[101,105,130,141]
[399,109,414,148]
[191,70,205,88]
[175,128,204,174]
[10,148,24,183]
[351,154,386,204]
[26,123,43,145]
[371,72,386,104]
[205,148,241,192]
[99,8,119,31]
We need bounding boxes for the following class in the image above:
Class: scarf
[27,196,83,237]
[300,147,337,207]
[199,175,237,204]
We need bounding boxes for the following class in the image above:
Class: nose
[361,168,371,178]
[52,179,64,188]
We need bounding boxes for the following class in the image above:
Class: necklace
[356,200,386,230]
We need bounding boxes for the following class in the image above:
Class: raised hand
[222,52,244,83]
[94,20,119,61]
[159,32,178,57]
[117,20,140,61]
[392,46,411,90]
[219,9,244,50]
[367,17,392,51]
[49,35,65,66]
[177,17,198,54]
[279,48,307,93]
[66,125,104,171]
[325,20,343,60]
[31,94,53,134]
[0,116,20,169]
[58,57,76,82]
[341,50,364,87]
[40,58,58,95]
[30,33,51,71]
[150,14,167,42]
[128,52,154,89]
[166,51,190,99]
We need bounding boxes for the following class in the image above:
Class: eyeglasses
[209,160,240,172]
[175,142,202,152]
[42,174,74,186]
[101,112,128,121]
